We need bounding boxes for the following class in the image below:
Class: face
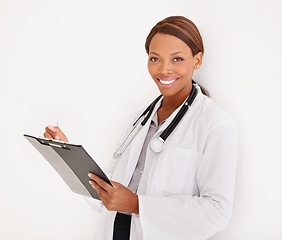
[148,33,202,99]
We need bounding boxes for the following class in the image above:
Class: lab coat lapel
[123,98,163,187]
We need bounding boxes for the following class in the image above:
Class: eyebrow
[149,51,186,56]
[149,52,160,56]
[171,51,185,55]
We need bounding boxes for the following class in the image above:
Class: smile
[157,77,178,87]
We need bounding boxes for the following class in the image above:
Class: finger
[89,180,110,199]
[43,132,53,139]
[88,174,108,189]
[88,173,112,192]
[109,181,121,188]
[45,125,57,133]
[99,194,112,210]
[53,126,68,142]
[99,193,108,204]
[45,126,68,142]
[45,125,60,140]
[93,188,116,212]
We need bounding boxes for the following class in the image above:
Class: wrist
[131,194,139,214]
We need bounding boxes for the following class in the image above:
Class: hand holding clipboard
[25,126,139,214]
[24,130,112,200]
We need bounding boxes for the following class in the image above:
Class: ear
[193,52,203,70]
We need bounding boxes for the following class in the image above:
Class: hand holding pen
[44,125,69,142]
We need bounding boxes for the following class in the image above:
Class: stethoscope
[113,85,198,158]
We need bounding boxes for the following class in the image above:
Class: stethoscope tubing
[114,85,198,157]
[113,118,144,158]
[159,85,197,141]
[133,95,162,127]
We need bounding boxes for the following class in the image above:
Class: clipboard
[24,134,112,200]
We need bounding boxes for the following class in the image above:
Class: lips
[157,77,178,88]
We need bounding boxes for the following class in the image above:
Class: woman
[44,16,238,240]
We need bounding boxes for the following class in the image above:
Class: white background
[1,0,282,239]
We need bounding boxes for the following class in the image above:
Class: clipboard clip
[37,137,70,150]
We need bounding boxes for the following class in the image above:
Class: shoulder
[193,85,236,130]
[192,85,238,154]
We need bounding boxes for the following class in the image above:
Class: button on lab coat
[92,84,238,240]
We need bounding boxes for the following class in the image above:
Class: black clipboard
[24,134,112,200]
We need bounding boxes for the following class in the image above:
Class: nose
[158,60,173,75]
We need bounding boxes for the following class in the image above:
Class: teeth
[159,78,176,85]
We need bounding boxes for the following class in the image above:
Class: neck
[161,84,193,110]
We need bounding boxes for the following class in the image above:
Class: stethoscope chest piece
[150,137,164,153]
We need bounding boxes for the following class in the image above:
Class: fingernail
[88,173,92,178]
[55,135,60,140]
[89,181,92,184]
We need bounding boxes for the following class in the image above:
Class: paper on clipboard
[24,134,112,200]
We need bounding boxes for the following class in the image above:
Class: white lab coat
[92,84,238,240]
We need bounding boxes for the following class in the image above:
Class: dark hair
[145,16,209,97]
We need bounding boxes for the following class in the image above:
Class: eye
[149,57,159,62]
[173,57,184,62]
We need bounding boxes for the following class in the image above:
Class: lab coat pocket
[155,147,200,195]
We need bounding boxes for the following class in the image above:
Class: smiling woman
[44,16,238,240]
[147,33,202,123]
[145,16,209,97]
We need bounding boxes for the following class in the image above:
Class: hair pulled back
[145,16,209,97]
